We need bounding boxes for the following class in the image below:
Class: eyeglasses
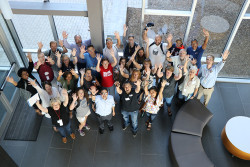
[101,92,108,95]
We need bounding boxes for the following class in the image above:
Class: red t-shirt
[100,64,114,87]
[35,60,54,82]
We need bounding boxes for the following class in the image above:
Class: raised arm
[144,80,149,96]
[57,70,64,81]
[27,53,34,73]
[61,88,68,107]
[215,50,230,72]
[34,60,42,70]
[202,29,210,50]
[174,68,183,80]
[157,65,164,78]
[69,93,78,111]
[119,65,129,79]
[96,54,101,72]
[145,38,150,59]
[166,34,173,49]
[110,51,117,67]
[79,69,85,87]
[6,76,17,87]
[70,69,79,80]
[72,48,78,65]
[114,81,122,94]
[134,79,141,93]
[56,51,62,68]
[166,51,172,62]
[37,42,43,54]
[114,31,121,48]
[79,46,86,59]
[62,31,72,49]
[59,39,68,53]
[36,101,48,113]
[127,45,140,68]
[142,28,149,41]
[183,57,190,74]
[89,86,99,102]
[158,80,167,101]
[46,56,55,65]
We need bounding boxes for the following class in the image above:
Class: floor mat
[4,98,43,141]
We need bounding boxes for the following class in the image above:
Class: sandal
[147,123,152,131]
[145,120,150,126]
[167,108,172,117]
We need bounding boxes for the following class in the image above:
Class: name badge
[125,98,130,101]
[57,119,63,126]
[129,94,133,97]
[166,81,170,86]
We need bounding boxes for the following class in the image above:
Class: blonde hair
[50,97,61,107]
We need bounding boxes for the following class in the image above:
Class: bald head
[154,34,162,45]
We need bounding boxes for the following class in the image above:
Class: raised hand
[114,81,120,88]
[161,79,167,87]
[123,24,128,32]
[58,39,64,47]
[27,53,32,60]
[36,60,42,67]
[38,42,43,49]
[203,29,209,37]
[166,34,173,42]
[70,69,76,76]
[89,86,98,95]
[144,80,149,86]
[158,64,163,70]
[62,31,68,39]
[58,70,64,76]
[135,45,141,51]
[221,50,230,60]
[55,51,61,58]
[6,76,14,83]
[72,48,77,57]
[46,56,53,64]
[80,46,86,54]
[191,58,197,65]
[96,53,101,62]
[72,93,78,101]
[114,31,120,39]
[166,51,171,58]
[79,68,85,76]
[134,79,142,86]
[28,79,36,86]
[61,88,68,96]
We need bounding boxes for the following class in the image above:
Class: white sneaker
[78,130,85,136]
[84,125,90,131]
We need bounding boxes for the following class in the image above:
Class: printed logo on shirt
[153,48,158,55]
[103,70,112,77]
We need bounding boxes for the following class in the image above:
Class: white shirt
[171,56,192,75]
[148,38,168,66]
[103,44,119,64]
[95,95,115,116]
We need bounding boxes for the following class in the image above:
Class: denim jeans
[163,95,174,107]
[178,91,193,101]
[57,120,72,138]
[97,113,113,130]
[146,113,157,123]
[104,84,116,99]
[121,110,139,133]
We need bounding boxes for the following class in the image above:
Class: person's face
[166,70,173,78]
[143,62,150,69]
[191,41,198,50]
[133,72,139,80]
[63,57,70,66]
[87,47,95,56]
[102,60,109,69]
[38,54,45,63]
[85,70,92,78]
[138,50,144,57]
[176,40,182,47]
[44,84,52,93]
[206,56,214,66]
[149,89,157,98]
[106,41,113,49]
[189,70,196,78]
[21,71,29,80]
[75,36,82,45]
[77,89,84,100]
[52,102,60,111]
[66,73,72,81]
[50,43,57,52]
[101,90,108,100]
[179,50,186,60]
[124,83,132,94]
[155,36,162,45]
[120,59,126,66]
[128,37,134,46]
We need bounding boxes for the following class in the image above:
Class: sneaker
[99,128,104,134]
[132,132,137,138]
[122,124,128,131]
[84,125,90,131]
[70,133,76,140]
[62,137,67,143]
[78,129,85,136]
[108,126,114,131]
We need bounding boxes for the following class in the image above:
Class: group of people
[6,24,230,143]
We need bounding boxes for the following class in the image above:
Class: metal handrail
[0,62,16,91]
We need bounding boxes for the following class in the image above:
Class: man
[62,31,91,72]
[197,50,230,107]
[34,53,55,83]
[115,80,141,137]
[187,29,209,69]
[38,41,67,77]
[103,31,121,64]
[90,87,115,134]
[122,24,138,61]
[143,28,173,66]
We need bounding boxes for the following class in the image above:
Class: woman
[129,69,142,90]
[157,66,182,116]
[57,69,79,94]
[114,57,129,85]
[36,89,75,143]
[144,80,166,130]
[80,68,100,92]
[127,46,146,72]
[69,88,91,136]
[57,51,75,72]
[178,58,200,101]
[96,52,117,98]
[141,59,157,89]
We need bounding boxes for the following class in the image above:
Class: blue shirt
[187,45,204,69]
[84,52,102,76]
[199,61,225,88]
[95,95,115,116]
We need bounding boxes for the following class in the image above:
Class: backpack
[149,42,165,54]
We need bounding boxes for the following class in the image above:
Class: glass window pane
[0,100,7,123]
[12,15,54,49]
[54,16,90,44]
[0,43,11,67]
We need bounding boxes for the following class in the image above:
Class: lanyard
[54,110,60,119]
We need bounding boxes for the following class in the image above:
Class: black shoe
[122,124,128,130]
[132,132,137,138]
[99,128,104,134]
[108,126,114,131]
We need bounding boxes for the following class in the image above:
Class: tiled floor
[1,82,250,167]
